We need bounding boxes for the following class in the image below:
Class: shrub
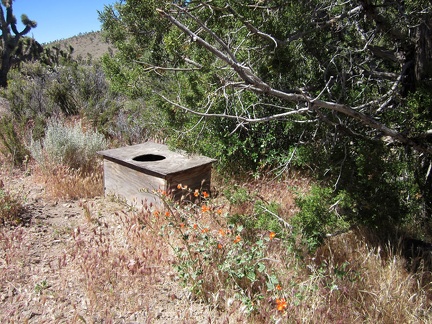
[224,186,284,237]
[30,119,107,172]
[0,116,30,166]
[3,60,116,123]
[292,186,352,251]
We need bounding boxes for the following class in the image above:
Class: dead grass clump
[35,164,104,200]
[67,203,173,321]
[302,230,432,323]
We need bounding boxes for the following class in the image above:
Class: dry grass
[285,230,432,323]
[0,186,219,322]
[33,163,104,200]
[151,175,432,323]
[67,208,170,320]
[1,161,432,322]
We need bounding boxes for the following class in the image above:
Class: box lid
[98,142,216,178]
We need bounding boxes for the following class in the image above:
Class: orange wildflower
[218,229,226,236]
[275,298,287,312]
[193,224,198,230]
[217,243,223,249]
[165,211,170,217]
[233,235,241,244]
[179,223,185,228]
[177,184,182,190]
[201,228,210,233]
[275,284,282,290]
[194,189,199,197]
[201,205,211,213]
[217,209,223,214]
[269,231,276,240]
[153,210,160,217]
[202,191,209,198]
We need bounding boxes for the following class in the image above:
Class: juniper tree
[0,0,37,87]
[100,1,432,232]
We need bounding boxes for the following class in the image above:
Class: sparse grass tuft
[0,184,25,226]
[36,164,104,200]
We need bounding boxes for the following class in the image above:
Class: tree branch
[155,91,310,123]
[156,8,432,156]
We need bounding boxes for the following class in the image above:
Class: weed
[155,187,292,317]
[292,185,352,251]
[0,185,24,226]
[34,280,50,295]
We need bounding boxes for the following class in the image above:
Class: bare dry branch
[156,7,432,156]
[155,91,310,123]
[134,60,201,73]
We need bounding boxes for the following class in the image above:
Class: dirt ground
[0,166,228,323]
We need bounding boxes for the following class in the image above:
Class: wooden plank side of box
[103,159,166,206]
[167,163,213,200]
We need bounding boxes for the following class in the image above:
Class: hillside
[46,31,116,60]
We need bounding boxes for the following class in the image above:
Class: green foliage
[224,186,250,206]
[29,119,107,172]
[34,279,49,295]
[3,59,131,139]
[224,186,283,236]
[47,79,78,115]
[103,98,171,145]
[158,192,283,314]
[98,0,432,244]
[292,186,351,251]
[3,61,91,119]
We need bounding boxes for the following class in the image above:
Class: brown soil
[0,167,222,323]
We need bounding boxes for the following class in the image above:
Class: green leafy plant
[151,187,287,315]
[224,186,283,237]
[293,186,352,251]
[34,279,50,295]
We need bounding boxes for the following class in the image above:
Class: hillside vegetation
[1,1,432,322]
[46,31,116,60]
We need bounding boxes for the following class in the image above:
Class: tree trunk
[0,47,12,88]
[415,16,432,84]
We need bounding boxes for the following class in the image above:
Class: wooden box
[98,142,216,206]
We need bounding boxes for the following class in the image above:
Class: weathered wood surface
[98,142,216,178]
[103,159,165,206]
[99,142,216,207]
[168,164,212,200]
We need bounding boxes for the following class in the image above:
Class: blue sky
[12,0,117,43]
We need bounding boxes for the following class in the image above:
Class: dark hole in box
[133,154,166,162]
